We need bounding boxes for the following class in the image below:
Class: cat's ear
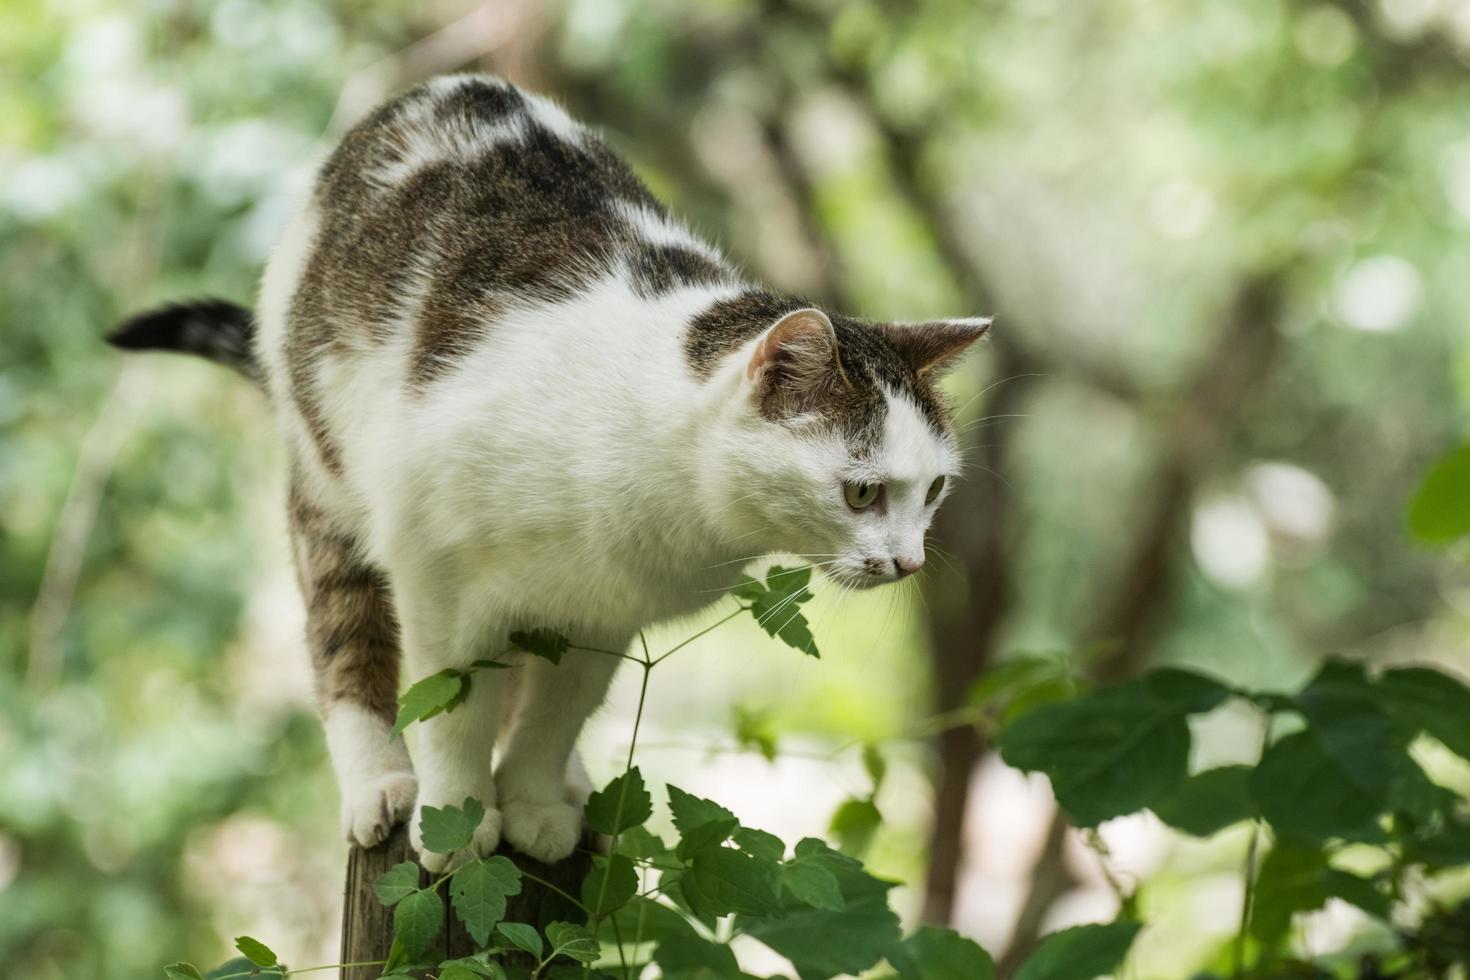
[878,317,991,377]
[747,308,849,415]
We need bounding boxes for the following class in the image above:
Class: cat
[108,74,989,869]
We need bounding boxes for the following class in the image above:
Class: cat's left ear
[878,317,992,377]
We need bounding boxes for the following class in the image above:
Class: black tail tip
[106,308,181,350]
[105,298,260,383]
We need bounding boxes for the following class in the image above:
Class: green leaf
[438,956,504,979]
[586,767,653,836]
[233,936,277,968]
[970,654,1080,725]
[730,574,765,601]
[668,785,739,859]
[742,565,820,657]
[667,786,736,830]
[392,670,465,738]
[733,705,778,762]
[1323,869,1391,921]
[394,888,445,959]
[615,825,674,863]
[375,862,422,906]
[733,826,785,864]
[1014,921,1141,980]
[862,744,887,791]
[164,965,203,980]
[1151,766,1254,837]
[741,840,902,978]
[1294,660,1403,793]
[1406,817,1470,869]
[596,896,698,946]
[509,628,570,665]
[546,921,600,964]
[420,797,486,855]
[497,922,544,959]
[451,856,523,946]
[676,817,739,860]
[1250,731,1382,843]
[204,959,284,980]
[582,853,638,917]
[1249,844,1323,949]
[998,668,1232,827]
[653,934,741,979]
[438,967,484,980]
[1408,445,1470,544]
[891,926,995,980]
[1379,666,1470,761]
[783,856,845,910]
[687,846,781,916]
[468,659,514,671]
[829,797,882,857]
[205,959,284,980]
[1250,844,1387,949]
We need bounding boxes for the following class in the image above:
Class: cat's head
[700,300,989,590]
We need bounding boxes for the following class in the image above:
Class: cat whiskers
[958,412,1032,435]
[701,552,842,571]
[689,558,841,595]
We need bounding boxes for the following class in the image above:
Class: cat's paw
[341,771,418,849]
[501,799,582,863]
[409,799,502,873]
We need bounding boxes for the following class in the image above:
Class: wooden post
[341,827,593,977]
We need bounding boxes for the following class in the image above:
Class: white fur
[612,199,725,264]
[324,702,416,848]
[259,78,963,864]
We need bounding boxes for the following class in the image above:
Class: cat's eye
[926,476,946,505]
[844,482,882,511]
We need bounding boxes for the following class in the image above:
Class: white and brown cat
[110,74,988,870]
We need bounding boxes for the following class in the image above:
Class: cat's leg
[496,648,621,862]
[290,486,416,849]
[393,568,506,872]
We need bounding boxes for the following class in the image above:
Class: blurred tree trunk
[996,272,1284,973]
[917,340,1027,923]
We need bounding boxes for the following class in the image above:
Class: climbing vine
[165,555,1470,979]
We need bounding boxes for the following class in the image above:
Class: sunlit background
[4,0,1470,977]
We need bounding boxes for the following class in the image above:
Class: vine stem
[1233,818,1262,977]
[1233,713,1273,977]
[204,961,385,980]
[650,604,748,667]
[588,631,656,980]
[518,869,586,913]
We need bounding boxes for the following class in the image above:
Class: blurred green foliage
[4,0,1470,977]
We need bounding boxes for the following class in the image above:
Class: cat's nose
[893,556,924,577]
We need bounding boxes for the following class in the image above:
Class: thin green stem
[1233,818,1262,977]
[568,643,646,666]
[518,869,586,913]
[625,657,652,773]
[594,655,655,941]
[206,963,385,980]
[609,912,631,980]
[650,605,748,667]
[1233,713,1273,978]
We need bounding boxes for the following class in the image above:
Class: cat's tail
[106,298,263,385]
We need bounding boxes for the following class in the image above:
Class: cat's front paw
[501,798,582,863]
[341,771,418,849]
[409,798,502,873]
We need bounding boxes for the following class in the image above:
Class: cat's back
[260,74,741,477]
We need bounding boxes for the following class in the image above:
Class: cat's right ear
[746,308,847,417]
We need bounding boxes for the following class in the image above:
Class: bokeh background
[4,0,1470,977]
